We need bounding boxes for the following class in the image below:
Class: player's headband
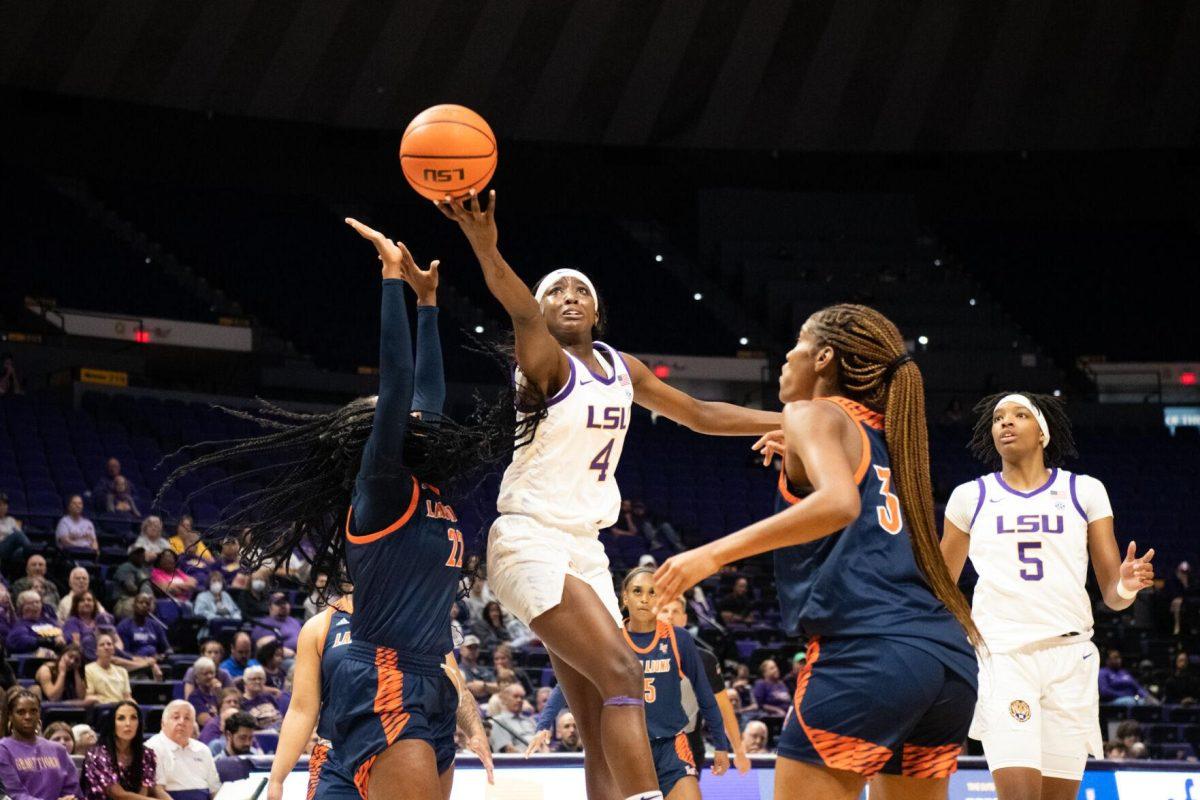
[534,269,597,304]
[994,393,1050,447]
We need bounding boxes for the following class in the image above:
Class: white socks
[624,793,664,800]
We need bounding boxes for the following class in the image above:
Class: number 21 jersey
[945,468,1113,653]
[497,342,634,533]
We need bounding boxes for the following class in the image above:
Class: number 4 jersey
[946,468,1112,654]
[497,342,634,533]
[775,397,976,683]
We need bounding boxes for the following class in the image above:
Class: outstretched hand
[434,188,498,252]
[345,218,440,302]
[653,546,721,613]
[1119,541,1155,594]
[751,429,786,467]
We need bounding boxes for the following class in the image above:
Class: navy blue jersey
[623,621,730,750]
[773,396,976,684]
[317,598,353,742]
[343,280,457,659]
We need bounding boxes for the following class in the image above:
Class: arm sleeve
[54,518,68,544]
[677,630,730,751]
[204,748,221,792]
[537,686,567,733]
[0,745,41,800]
[944,481,980,532]
[411,306,445,417]
[1076,475,1114,522]
[193,594,213,618]
[358,279,416,480]
[5,624,36,653]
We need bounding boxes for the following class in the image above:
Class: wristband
[1116,580,1139,600]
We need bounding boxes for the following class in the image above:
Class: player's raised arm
[623,353,781,435]
[436,190,569,396]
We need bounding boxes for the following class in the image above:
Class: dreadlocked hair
[805,303,983,649]
[968,392,1078,469]
[156,364,546,600]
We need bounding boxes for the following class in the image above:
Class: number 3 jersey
[774,397,976,683]
[497,342,634,533]
[946,468,1112,654]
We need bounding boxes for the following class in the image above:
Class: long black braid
[156,336,547,599]
[968,391,1078,469]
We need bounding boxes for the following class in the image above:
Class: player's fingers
[428,259,441,275]
[345,217,383,242]
[1142,547,1155,563]
[483,751,495,783]
[468,188,481,214]
[1125,541,1137,561]
[487,189,497,220]
[433,200,458,220]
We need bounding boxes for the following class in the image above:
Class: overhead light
[693,292,703,301]
[654,254,664,263]
[1053,389,1062,397]
[474,325,484,334]
[969,298,976,306]
[917,335,929,346]
[933,259,942,266]
[144,257,152,264]
[739,337,749,346]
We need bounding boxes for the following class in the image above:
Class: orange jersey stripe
[373,647,410,745]
[345,476,421,545]
[353,754,376,800]
[901,742,961,779]
[675,732,696,768]
[306,742,328,800]
[792,637,893,778]
[816,397,872,485]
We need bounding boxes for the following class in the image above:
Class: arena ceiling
[2,0,1198,152]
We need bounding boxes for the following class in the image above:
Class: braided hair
[157,351,545,599]
[805,303,983,648]
[968,392,1078,469]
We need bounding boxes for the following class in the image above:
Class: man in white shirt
[57,566,108,622]
[147,700,221,800]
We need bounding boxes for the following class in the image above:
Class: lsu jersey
[345,479,460,658]
[945,469,1113,653]
[497,342,634,532]
[774,396,975,683]
[316,598,353,742]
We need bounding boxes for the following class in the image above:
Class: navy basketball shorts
[306,743,359,800]
[650,733,699,796]
[778,636,976,780]
[332,643,458,798]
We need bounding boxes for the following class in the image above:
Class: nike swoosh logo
[989,498,1003,503]
[579,379,592,385]
[1083,653,1093,660]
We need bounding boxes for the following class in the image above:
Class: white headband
[534,268,597,303]
[994,393,1050,447]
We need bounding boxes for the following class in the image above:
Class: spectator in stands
[458,635,497,700]
[0,353,21,396]
[783,651,806,697]
[151,550,198,602]
[240,666,282,730]
[111,546,153,620]
[105,475,141,520]
[1104,741,1127,760]
[93,458,130,509]
[11,554,61,609]
[42,722,75,754]
[487,669,521,718]
[73,724,98,757]
[488,684,536,754]
[725,688,745,730]
[552,711,582,753]
[35,642,89,704]
[718,577,757,626]
[1164,651,1200,705]
[216,537,248,590]
[1115,720,1143,752]
[199,689,243,745]
[1169,561,1199,636]
[463,575,494,621]
[731,663,757,714]
[5,590,64,655]
[1099,648,1156,705]
[742,720,769,754]
[251,592,301,656]
[185,641,234,698]
[56,494,99,554]
[535,686,553,715]
[752,659,791,717]
[168,516,213,562]
[472,601,512,650]
[0,586,16,644]
[85,631,133,704]
[131,516,172,560]
[492,643,533,697]
[210,711,261,758]
[0,492,31,565]
[57,566,107,623]
[610,499,641,537]
[187,657,223,727]
[220,632,259,679]
[192,571,241,638]
[630,499,685,552]
[63,591,114,661]
[146,700,221,799]
[238,576,272,619]
[256,640,287,693]
[0,688,81,800]
[116,593,172,664]
[82,700,169,800]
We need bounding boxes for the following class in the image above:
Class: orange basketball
[399,104,497,201]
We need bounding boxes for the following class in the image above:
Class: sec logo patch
[1009,700,1032,722]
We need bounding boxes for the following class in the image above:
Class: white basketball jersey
[945,469,1113,653]
[497,342,634,533]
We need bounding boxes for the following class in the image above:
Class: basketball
[399,104,497,201]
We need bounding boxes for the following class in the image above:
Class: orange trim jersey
[773,397,975,684]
